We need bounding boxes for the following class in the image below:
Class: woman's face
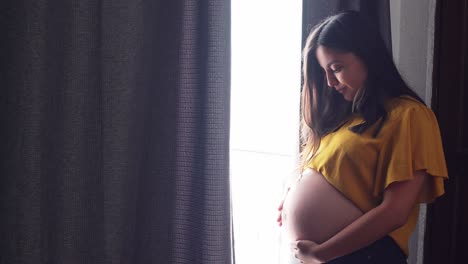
[315,45,368,102]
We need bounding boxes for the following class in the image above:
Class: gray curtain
[1,0,232,263]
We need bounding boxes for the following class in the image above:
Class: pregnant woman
[277,11,448,263]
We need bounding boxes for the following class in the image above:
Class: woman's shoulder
[384,95,433,122]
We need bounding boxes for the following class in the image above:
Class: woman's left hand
[290,240,324,264]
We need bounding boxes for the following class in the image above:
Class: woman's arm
[295,170,427,263]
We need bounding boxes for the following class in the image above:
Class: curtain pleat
[1,1,231,263]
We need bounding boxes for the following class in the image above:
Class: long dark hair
[300,11,424,164]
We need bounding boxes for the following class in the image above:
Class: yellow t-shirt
[306,95,448,256]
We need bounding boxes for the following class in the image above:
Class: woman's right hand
[277,186,291,227]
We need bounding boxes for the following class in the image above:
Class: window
[230,1,302,263]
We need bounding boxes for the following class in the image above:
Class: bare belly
[282,168,363,243]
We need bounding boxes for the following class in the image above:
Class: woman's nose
[326,72,338,87]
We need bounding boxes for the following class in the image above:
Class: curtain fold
[1,1,231,263]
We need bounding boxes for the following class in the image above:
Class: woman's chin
[343,94,353,101]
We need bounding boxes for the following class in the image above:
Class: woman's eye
[331,66,343,73]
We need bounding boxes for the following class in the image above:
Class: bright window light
[230,1,303,263]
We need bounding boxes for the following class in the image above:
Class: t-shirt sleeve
[374,104,448,203]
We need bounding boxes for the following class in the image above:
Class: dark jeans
[327,236,407,264]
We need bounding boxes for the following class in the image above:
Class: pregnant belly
[282,168,363,244]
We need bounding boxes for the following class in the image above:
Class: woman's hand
[290,240,324,264]
[276,186,291,226]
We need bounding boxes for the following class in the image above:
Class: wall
[390,0,437,263]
